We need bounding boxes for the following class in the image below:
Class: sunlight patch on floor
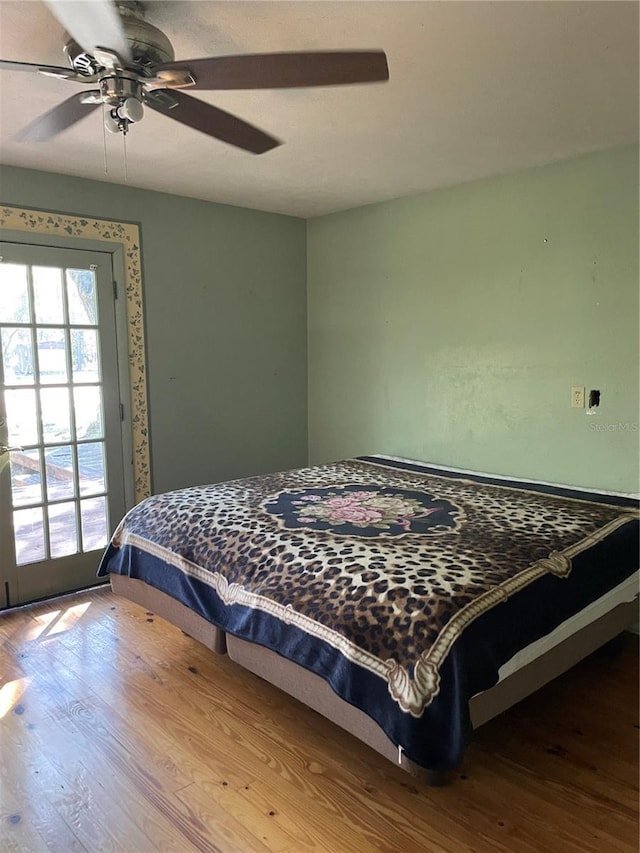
[0,676,31,719]
[22,601,93,643]
[45,601,92,636]
[27,609,61,641]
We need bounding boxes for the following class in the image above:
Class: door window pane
[37,328,68,384]
[2,327,35,384]
[6,388,39,445]
[40,387,72,443]
[0,263,30,323]
[71,329,100,382]
[32,266,64,324]
[10,449,42,506]
[14,506,46,565]
[74,386,104,439]
[49,502,78,558]
[78,442,106,496]
[45,445,76,501]
[81,496,108,551]
[67,269,97,325]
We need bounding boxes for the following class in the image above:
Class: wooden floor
[1,586,638,852]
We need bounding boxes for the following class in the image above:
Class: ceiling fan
[0,0,389,154]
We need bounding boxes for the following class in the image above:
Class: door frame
[0,207,151,607]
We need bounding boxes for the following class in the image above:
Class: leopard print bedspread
[111,458,639,715]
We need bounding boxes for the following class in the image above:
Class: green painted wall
[3,146,637,497]
[307,145,639,493]
[0,165,307,494]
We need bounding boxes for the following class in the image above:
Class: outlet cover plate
[571,386,585,408]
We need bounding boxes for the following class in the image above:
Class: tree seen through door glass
[0,263,30,323]
[1,327,35,384]
[71,329,100,382]
[67,269,98,324]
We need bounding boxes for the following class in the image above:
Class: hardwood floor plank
[0,763,53,853]
[236,776,440,853]
[173,779,292,853]
[3,702,185,852]
[1,587,638,852]
[476,713,638,812]
[169,783,272,853]
[0,812,50,853]
[0,713,89,852]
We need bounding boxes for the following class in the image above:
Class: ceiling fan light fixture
[104,96,142,134]
[104,112,122,134]
[120,96,143,122]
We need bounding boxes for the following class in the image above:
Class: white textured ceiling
[0,1,638,218]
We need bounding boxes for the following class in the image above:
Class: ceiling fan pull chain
[123,130,128,184]
[102,104,109,174]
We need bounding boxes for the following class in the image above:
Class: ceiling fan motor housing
[99,75,143,106]
[63,1,175,76]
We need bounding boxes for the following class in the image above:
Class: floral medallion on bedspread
[102,457,639,723]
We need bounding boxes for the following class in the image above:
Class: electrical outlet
[571,386,585,408]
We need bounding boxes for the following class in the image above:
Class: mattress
[496,570,638,682]
[376,454,640,500]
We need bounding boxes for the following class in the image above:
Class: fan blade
[0,59,77,78]
[145,90,280,154]
[45,0,131,61]
[154,50,389,90]
[17,92,101,142]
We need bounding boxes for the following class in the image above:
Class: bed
[98,455,639,782]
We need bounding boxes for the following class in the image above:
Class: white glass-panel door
[0,242,127,606]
